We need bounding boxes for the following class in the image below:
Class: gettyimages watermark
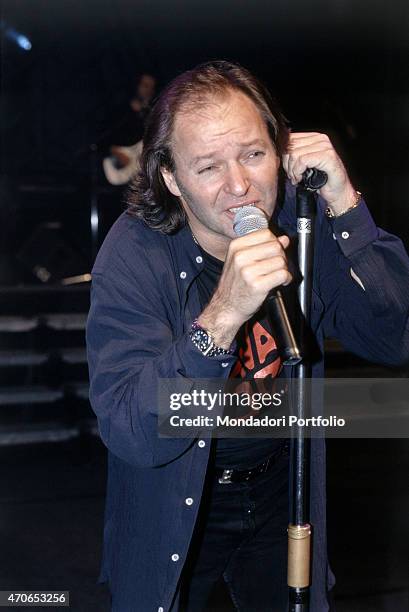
[157,378,409,438]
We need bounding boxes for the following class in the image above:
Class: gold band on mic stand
[287,524,311,588]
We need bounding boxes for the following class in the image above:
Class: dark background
[0,1,408,611]
[1,0,409,278]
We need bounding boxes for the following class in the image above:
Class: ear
[160,167,182,197]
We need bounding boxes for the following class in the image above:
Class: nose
[223,163,250,197]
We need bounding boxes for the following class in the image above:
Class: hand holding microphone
[197,207,299,361]
[233,206,301,364]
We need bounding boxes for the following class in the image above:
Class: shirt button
[180,271,187,279]
[185,497,194,506]
[158,608,164,612]
[221,362,229,368]
[341,231,350,239]
[171,553,180,562]
[195,256,203,264]
[198,440,206,448]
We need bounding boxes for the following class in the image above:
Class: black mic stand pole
[288,169,327,612]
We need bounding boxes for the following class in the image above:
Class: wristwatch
[189,319,234,358]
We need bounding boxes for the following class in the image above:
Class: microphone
[233,206,302,365]
[301,168,327,191]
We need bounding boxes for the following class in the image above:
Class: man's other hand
[282,132,359,216]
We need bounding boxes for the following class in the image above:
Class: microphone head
[233,205,269,237]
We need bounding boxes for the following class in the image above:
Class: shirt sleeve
[86,250,236,469]
[317,199,409,366]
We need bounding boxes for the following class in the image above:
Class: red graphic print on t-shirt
[230,319,282,379]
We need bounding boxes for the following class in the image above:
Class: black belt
[214,442,289,485]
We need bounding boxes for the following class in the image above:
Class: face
[161,90,280,260]
[137,74,156,101]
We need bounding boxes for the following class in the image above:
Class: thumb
[277,234,290,250]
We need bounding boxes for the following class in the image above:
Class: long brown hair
[126,60,289,233]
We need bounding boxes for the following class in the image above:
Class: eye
[198,165,215,175]
[248,150,265,160]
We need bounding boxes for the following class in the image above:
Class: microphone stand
[288,169,327,611]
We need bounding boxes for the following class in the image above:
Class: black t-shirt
[196,246,284,469]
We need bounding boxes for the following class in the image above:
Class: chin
[221,224,237,240]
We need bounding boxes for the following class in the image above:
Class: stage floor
[0,436,407,611]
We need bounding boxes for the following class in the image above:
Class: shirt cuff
[328,199,379,257]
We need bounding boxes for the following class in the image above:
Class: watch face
[190,321,231,357]
[192,328,212,352]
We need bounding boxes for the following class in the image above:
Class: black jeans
[180,445,290,612]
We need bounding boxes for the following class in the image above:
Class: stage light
[16,34,32,51]
[0,21,32,51]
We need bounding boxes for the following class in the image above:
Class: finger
[253,268,293,292]
[284,146,331,184]
[288,149,336,184]
[286,135,332,183]
[282,153,290,176]
[230,230,283,256]
[233,239,288,266]
[288,140,332,156]
[231,228,274,248]
[288,132,328,147]
[241,255,288,281]
[277,235,290,250]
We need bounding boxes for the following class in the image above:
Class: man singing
[86,61,409,612]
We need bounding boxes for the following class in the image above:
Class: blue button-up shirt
[86,182,409,611]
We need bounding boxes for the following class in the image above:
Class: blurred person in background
[102,72,156,185]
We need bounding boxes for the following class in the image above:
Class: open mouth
[227,202,259,214]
